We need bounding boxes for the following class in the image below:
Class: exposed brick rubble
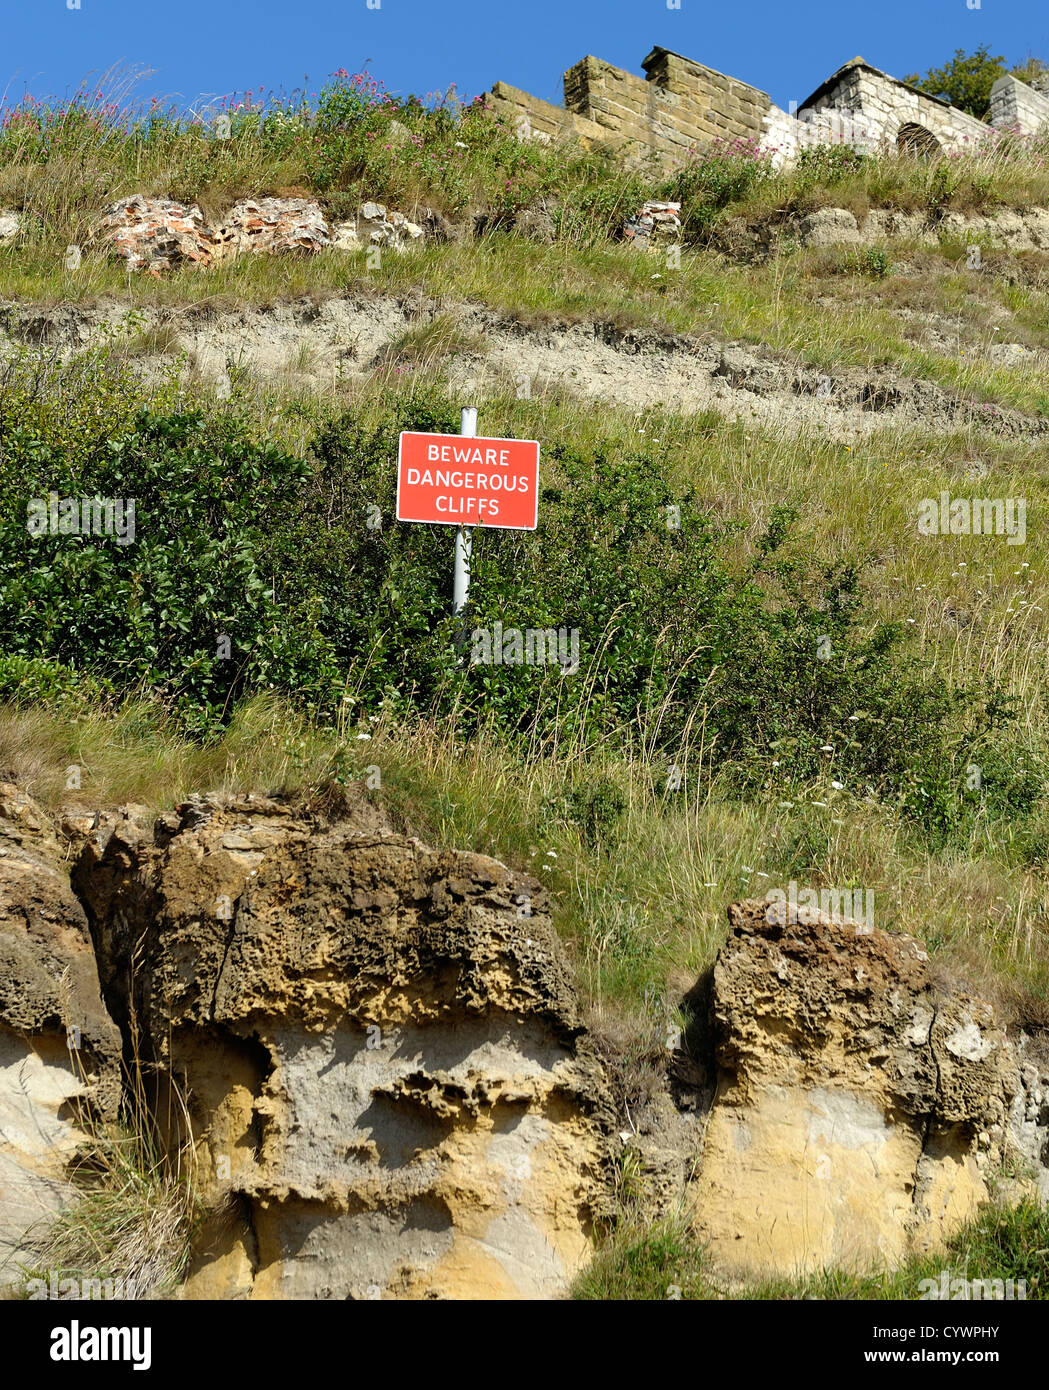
[98,195,217,273]
[213,197,331,259]
[97,195,427,272]
[623,200,681,249]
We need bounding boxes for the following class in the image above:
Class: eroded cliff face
[689,900,1020,1276]
[3,779,1048,1299]
[72,794,614,1300]
[0,785,122,1286]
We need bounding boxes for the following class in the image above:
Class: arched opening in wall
[896,123,942,157]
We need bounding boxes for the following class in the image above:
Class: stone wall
[562,56,659,151]
[805,63,992,152]
[558,49,771,160]
[991,73,1049,133]
[482,81,607,148]
[642,47,770,143]
[484,46,774,166]
[481,46,1048,170]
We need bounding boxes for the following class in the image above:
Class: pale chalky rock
[988,341,1035,365]
[797,206,863,247]
[332,202,425,254]
[330,220,360,250]
[0,786,122,1289]
[0,211,20,245]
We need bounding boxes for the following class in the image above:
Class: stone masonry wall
[481,46,1048,170]
[558,50,771,160]
[483,81,608,148]
[991,74,1049,133]
[642,48,770,143]
[808,67,991,150]
[562,56,657,149]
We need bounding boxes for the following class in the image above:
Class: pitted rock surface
[0,785,122,1287]
[73,793,613,1300]
[689,899,1020,1275]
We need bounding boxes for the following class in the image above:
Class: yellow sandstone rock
[689,899,1017,1276]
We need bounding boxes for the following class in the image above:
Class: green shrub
[540,775,628,848]
[903,46,1007,121]
[0,374,1036,839]
[0,654,109,707]
[0,407,336,736]
[662,139,775,240]
[860,245,892,279]
[795,144,869,186]
[899,728,1046,852]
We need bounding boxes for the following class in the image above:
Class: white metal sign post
[453,407,477,617]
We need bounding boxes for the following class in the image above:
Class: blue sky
[1,0,1045,115]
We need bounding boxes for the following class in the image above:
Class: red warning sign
[396,431,539,529]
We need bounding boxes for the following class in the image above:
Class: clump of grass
[371,311,486,375]
[14,1044,202,1302]
[573,1214,716,1300]
[575,1199,1049,1299]
[125,320,182,357]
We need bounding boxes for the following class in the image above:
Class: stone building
[481,46,1049,167]
[776,56,990,157]
[990,71,1049,134]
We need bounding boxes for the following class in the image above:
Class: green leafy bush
[662,138,775,240]
[0,407,335,736]
[0,654,109,707]
[0,375,1036,838]
[859,245,892,279]
[540,775,628,848]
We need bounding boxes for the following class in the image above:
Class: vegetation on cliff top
[3,55,1049,1300]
